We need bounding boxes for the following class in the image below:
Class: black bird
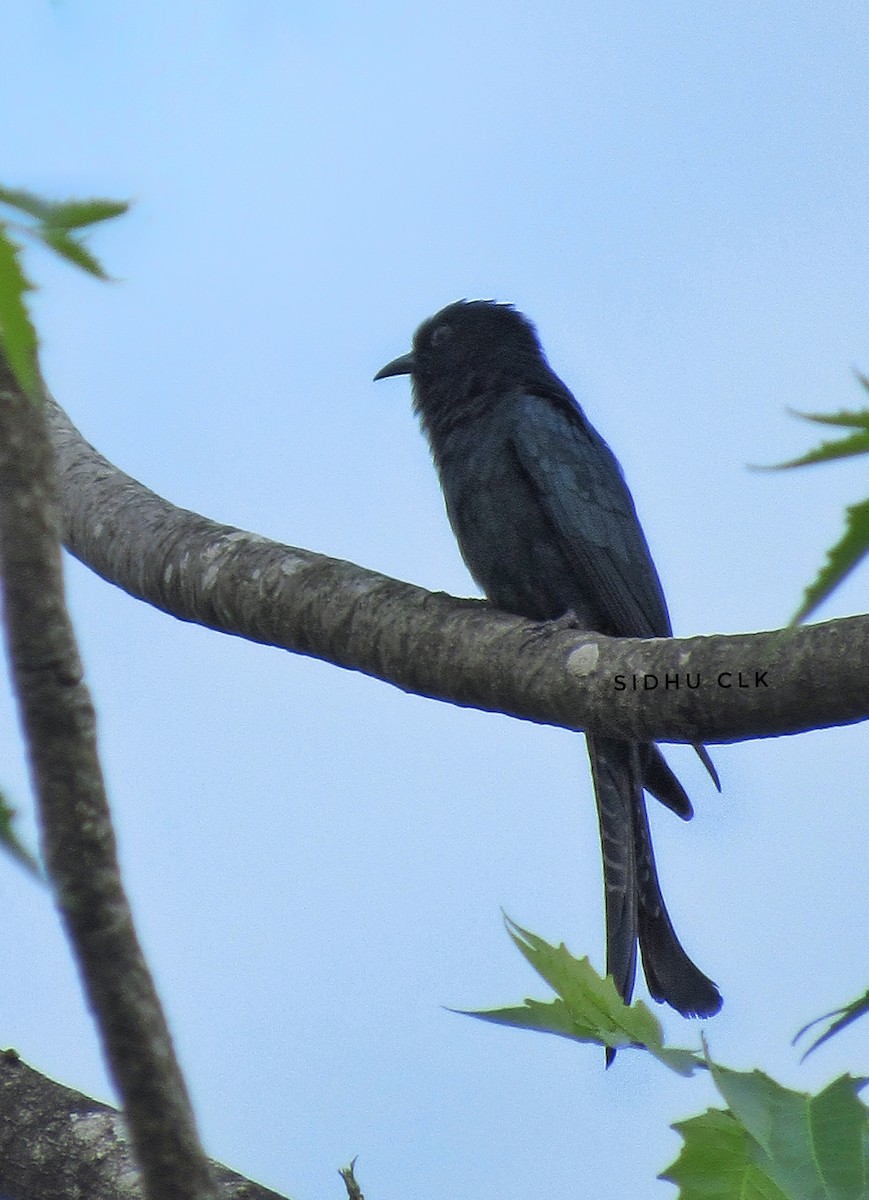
[375,300,722,1032]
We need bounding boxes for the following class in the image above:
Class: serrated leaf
[0,184,127,281]
[757,382,869,619]
[0,225,39,399]
[662,1108,789,1200]
[506,917,663,1042]
[772,430,869,469]
[41,197,129,231]
[789,402,869,430]
[0,185,52,221]
[792,497,869,623]
[709,1066,869,1200]
[459,918,702,1074]
[0,187,128,231]
[794,989,869,1059]
[755,410,869,471]
[37,227,108,279]
[463,996,583,1038]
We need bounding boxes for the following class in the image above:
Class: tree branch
[0,362,219,1200]
[0,1052,289,1200]
[46,394,869,745]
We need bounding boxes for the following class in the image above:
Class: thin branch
[46,394,869,745]
[0,361,219,1200]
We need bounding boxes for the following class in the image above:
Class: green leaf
[773,429,869,469]
[37,227,109,279]
[792,497,869,623]
[0,187,129,232]
[756,386,869,621]
[0,185,128,282]
[459,917,701,1074]
[708,1066,869,1200]
[462,995,603,1039]
[0,790,41,877]
[792,408,869,429]
[662,1108,790,1199]
[0,225,39,399]
[755,408,869,471]
[0,185,52,222]
[40,197,129,231]
[794,989,869,1059]
[775,432,869,470]
[0,185,127,396]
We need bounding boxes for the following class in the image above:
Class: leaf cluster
[467,920,869,1200]
[761,394,869,622]
[0,185,127,399]
[0,183,127,869]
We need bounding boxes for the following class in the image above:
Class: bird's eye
[430,324,453,348]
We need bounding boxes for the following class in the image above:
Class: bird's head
[374,300,546,397]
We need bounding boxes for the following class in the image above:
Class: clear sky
[3,3,869,1197]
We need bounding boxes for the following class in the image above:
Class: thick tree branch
[0,362,219,1200]
[0,1052,289,1200]
[46,395,869,745]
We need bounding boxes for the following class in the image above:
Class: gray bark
[46,393,869,747]
[0,1053,288,1200]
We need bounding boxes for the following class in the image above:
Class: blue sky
[3,3,869,1197]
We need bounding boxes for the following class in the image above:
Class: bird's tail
[643,743,720,819]
[586,735,640,1008]
[586,736,721,1047]
[632,777,722,1018]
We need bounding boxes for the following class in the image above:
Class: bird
[374,300,722,1041]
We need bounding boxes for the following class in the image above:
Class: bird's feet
[547,607,586,632]
[519,608,588,651]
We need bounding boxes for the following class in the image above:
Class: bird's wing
[509,392,671,639]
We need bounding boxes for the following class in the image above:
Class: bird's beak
[373,351,415,381]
